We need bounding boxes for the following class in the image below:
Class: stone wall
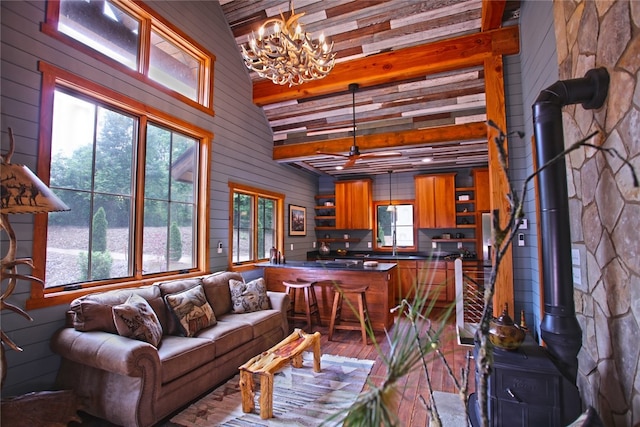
[553,1,639,425]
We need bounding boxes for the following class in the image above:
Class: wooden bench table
[238,328,321,419]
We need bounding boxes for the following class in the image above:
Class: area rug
[169,353,375,427]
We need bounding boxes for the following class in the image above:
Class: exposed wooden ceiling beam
[481,0,507,31]
[252,25,519,106]
[273,122,487,162]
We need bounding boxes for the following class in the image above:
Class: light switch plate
[367,241,372,248]
[290,244,294,251]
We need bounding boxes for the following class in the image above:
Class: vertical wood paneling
[0,0,316,395]
[516,0,559,339]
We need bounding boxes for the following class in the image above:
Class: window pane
[143,124,198,274]
[47,90,136,288]
[94,107,134,195]
[376,204,413,247]
[58,0,139,70]
[149,29,198,100]
[233,193,252,263]
[257,197,276,260]
[46,188,90,288]
[51,91,96,191]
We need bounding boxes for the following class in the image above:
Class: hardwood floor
[73,311,475,426]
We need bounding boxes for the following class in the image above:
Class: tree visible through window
[45,88,201,288]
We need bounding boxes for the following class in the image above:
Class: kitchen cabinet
[416,261,450,303]
[415,173,456,228]
[335,179,372,229]
[473,168,490,212]
[395,260,451,305]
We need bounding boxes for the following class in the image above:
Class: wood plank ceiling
[220,0,521,177]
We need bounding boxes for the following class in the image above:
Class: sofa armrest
[267,291,289,312]
[267,291,290,332]
[51,328,160,378]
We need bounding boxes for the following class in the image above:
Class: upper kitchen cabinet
[473,168,490,212]
[335,179,372,229]
[415,173,456,228]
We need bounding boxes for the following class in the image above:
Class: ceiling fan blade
[343,156,358,168]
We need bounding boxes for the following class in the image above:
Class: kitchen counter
[256,260,397,272]
[307,250,487,264]
[259,261,397,331]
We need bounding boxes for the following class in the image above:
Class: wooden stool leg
[312,332,322,372]
[357,293,368,345]
[259,373,274,419]
[328,290,341,341]
[310,285,322,327]
[239,370,255,414]
[303,286,312,332]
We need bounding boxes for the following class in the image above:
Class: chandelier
[241,3,335,87]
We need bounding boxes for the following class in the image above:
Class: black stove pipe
[532,67,609,382]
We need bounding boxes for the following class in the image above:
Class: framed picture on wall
[289,204,306,236]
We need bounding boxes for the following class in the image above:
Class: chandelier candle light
[241,2,335,86]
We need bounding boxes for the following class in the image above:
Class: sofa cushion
[164,285,216,337]
[216,309,283,341]
[69,285,167,333]
[229,278,271,314]
[113,294,163,347]
[194,321,253,357]
[200,272,243,316]
[157,335,216,384]
[157,277,203,335]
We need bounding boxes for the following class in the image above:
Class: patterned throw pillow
[229,278,271,314]
[164,285,216,337]
[112,294,163,348]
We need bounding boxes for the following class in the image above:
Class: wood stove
[469,68,610,426]
[469,338,581,425]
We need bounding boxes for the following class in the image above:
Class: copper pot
[489,303,526,351]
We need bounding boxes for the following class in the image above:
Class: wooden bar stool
[283,279,322,332]
[328,285,370,345]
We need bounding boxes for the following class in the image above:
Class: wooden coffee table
[239,328,322,419]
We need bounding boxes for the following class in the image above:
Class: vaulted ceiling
[220,0,521,177]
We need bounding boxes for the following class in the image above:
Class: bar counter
[257,260,398,331]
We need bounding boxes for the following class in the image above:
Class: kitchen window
[229,183,284,267]
[29,62,211,308]
[374,201,417,252]
[42,0,214,113]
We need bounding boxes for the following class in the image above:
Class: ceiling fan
[317,83,401,169]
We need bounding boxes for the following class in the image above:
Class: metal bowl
[336,249,347,256]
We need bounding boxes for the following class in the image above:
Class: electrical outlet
[367,241,372,248]
[313,241,316,248]
[457,242,463,249]
[290,243,294,251]
[518,233,525,246]
[345,242,350,248]
[432,241,437,249]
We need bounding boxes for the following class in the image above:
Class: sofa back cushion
[69,285,167,333]
[201,271,243,316]
[156,277,203,335]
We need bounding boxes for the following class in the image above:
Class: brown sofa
[50,271,289,427]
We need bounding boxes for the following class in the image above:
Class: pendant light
[386,170,395,212]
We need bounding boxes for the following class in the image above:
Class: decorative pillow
[229,278,271,314]
[164,285,216,337]
[112,294,163,347]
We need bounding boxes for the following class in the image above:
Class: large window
[30,63,211,306]
[43,0,214,113]
[374,201,417,252]
[229,183,284,266]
